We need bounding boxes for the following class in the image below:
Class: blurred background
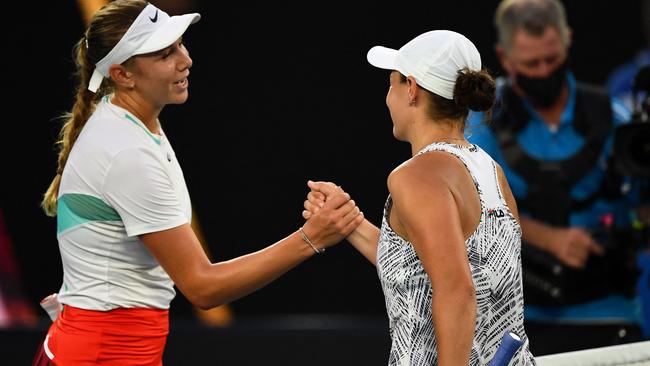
[1,0,647,364]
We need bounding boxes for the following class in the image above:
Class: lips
[173,71,189,89]
[174,78,188,88]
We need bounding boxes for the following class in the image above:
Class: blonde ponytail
[42,39,98,216]
[42,0,147,216]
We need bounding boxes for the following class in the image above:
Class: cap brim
[133,13,201,55]
[367,46,398,70]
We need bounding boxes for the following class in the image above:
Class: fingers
[302,180,362,243]
[560,230,602,269]
[341,210,365,236]
[303,184,327,221]
[552,237,585,269]
[569,249,588,269]
[564,257,585,269]
[587,239,605,256]
[307,191,325,207]
[303,199,321,220]
[573,229,604,257]
[313,197,360,228]
[566,244,589,269]
[308,180,343,198]
[559,243,587,269]
[340,203,361,226]
[333,199,363,228]
[301,191,364,249]
[306,190,351,224]
[326,201,363,238]
[322,191,351,211]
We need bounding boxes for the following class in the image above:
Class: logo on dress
[487,208,506,218]
[149,10,158,22]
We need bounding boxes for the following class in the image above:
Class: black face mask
[515,61,568,108]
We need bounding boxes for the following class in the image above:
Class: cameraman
[466,0,643,355]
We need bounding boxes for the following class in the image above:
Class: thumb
[307,180,339,197]
[588,238,605,256]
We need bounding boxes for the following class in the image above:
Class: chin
[392,127,406,142]
[169,94,189,105]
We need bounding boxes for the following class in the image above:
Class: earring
[408,92,416,105]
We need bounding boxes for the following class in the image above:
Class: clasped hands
[299,180,363,252]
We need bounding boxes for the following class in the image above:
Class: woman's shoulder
[387,151,465,193]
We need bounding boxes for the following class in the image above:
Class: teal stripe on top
[102,95,161,145]
[57,193,121,234]
[124,114,161,145]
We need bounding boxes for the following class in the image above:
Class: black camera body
[613,65,650,179]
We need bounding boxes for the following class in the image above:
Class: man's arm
[521,217,604,269]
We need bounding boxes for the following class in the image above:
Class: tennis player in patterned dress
[304,30,536,365]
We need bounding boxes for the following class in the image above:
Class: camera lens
[615,123,650,178]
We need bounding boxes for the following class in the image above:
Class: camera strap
[491,82,612,226]
[491,82,621,305]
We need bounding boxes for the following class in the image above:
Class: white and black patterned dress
[377,142,536,366]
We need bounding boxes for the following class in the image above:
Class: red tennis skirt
[32,305,169,366]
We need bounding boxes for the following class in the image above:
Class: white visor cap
[367,30,481,100]
[88,4,201,92]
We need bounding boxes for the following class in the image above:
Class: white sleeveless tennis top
[377,142,536,365]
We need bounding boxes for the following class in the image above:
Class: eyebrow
[136,48,169,58]
[137,38,182,58]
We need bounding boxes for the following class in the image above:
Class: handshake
[297,180,364,254]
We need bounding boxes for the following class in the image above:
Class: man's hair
[494,0,570,52]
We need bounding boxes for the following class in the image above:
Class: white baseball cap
[367,30,481,100]
[88,3,201,93]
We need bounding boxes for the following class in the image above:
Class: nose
[178,47,193,70]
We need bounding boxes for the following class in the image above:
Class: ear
[406,76,419,102]
[495,44,515,76]
[108,64,135,89]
